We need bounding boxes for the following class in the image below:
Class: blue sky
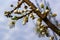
[0,0,60,40]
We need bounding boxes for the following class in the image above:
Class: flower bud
[18,10,22,14]
[14,10,18,13]
[45,9,49,13]
[22,20,26,25]
[49,36,54,40]
[41,32,45,35]
[29,6,32,9]
[8,20,16,29]
[22,16,28,25]
[40,28,44,31]
[29,13,35,19]
[36,9,39,11]
[40,2,44,8]
[41,11,44,14]
[51,13,57,17]
[37,18,42,22]
[24,9,27,12]
[4,11,11,15]
[4,11,12,17]
[14,10,22,14]
[36,18,42,25]
[44,9,49,15]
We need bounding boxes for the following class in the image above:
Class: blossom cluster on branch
[4,0,60,38]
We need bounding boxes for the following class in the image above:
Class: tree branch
[12,10,32,20]
[11,0,24,13]
[43,17,60,36]
[23,0,60,36]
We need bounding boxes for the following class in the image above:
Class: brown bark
[11,0,24,13]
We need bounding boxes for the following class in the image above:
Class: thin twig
[11,0,24,13]
[12,10,32,20]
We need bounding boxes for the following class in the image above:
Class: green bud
[40,2,44,8]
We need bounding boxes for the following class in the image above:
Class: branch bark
[23,0,60,36]
[12,10,32,20]
[11,0,24,13]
